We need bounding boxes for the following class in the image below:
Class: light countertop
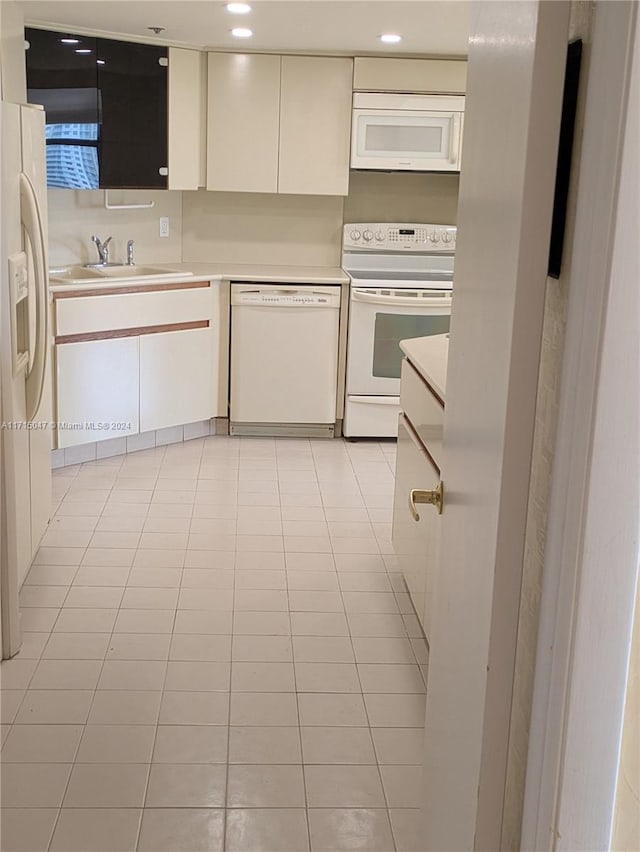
[400,334,450,402]
[160,263,350,285]
[49,262,349,293]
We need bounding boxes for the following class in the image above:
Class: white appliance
[0,101,52,658]
[351,93,465,172]
[230,282,341,437]
[343,223,454,438]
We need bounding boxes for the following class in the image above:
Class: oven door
[346,286,452,396]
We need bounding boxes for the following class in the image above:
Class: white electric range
[342,222,456,438]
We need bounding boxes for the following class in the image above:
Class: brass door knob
[409,482,444,520]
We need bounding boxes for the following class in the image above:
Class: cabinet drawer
[400,358,444,469]
[392,413,441,641]
[55,282,216,336]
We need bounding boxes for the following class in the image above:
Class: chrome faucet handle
[126,239,135,266]
[90,234,112,265]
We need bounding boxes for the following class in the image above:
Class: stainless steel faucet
[91,235,112,265]
[127,239,135,266]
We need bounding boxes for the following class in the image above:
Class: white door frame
[522,2,640,849]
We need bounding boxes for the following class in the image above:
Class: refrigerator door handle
[20,172,48,422]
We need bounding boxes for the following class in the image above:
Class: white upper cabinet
[206,53,353,196]
[353,57,467,95]
[207,53,281,193]
[278,56,353,196]
[168,48,206,190]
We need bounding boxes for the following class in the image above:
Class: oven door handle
[351,289,452,308]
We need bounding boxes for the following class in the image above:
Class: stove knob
[350,230,361,241]
[442,232,453,244]
[429,231,440,243]
[363,229,374,242]
[375,230,385,241]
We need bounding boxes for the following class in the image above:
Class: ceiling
[20,1,470,57]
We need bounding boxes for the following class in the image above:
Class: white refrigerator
[0,100,52,659]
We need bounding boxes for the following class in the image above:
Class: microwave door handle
[351,289,451,309]
[450,114,462,165]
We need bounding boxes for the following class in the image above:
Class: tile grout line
[288,443,312,851]
[222,444,241,852]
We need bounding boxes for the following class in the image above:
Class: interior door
[420,3,571,850]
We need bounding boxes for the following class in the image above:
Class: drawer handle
[409,482,444,520]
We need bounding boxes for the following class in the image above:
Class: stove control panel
[344,223,457,252]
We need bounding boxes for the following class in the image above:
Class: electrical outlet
[159,217,169,238]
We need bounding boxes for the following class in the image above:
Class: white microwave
[351,93,465,173]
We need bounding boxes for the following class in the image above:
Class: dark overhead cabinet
[25,28,168,189]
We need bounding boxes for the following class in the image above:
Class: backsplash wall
[182,190,344,266]
[47,174,459,270]
[47,189,183,268]
[344,171,460,225]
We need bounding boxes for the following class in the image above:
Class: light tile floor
[1,436,428,852]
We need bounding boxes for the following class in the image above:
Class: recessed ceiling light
[231,27,253,38]
[379,33,402,44]
[75,49,92,54]
[226,3,251,14]
[60,37,80,44]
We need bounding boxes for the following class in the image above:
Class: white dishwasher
[230,282,341,437]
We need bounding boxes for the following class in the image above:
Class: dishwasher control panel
[231,285,341,308]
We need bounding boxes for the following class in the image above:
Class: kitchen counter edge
[49,263,350,294]
[400,334,449,402]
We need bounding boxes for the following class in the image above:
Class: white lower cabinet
[56,337,139,448]
[392,414,441,641]
[140,327,216,433]
[54,281,224,449]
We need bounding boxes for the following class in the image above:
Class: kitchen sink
[49,264,192,284]
[94,265,187,279]
[48,265,105,282]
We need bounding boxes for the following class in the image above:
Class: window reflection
[45,123,99,189]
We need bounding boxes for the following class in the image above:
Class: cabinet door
[168,48,205,190]
[207,53,281,193]
[139,327,217,433]
[25,28,100,189]
[97,38,168,188]
[56,337,139,448]
[278,56,353,196]
[392,414,441,642]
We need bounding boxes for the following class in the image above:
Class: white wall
[344,171,459,225]
[182,189,344,266]
[521,2,639,848]
[47,190,183,267]
[553,3,639,845]
[501,3,594,847]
